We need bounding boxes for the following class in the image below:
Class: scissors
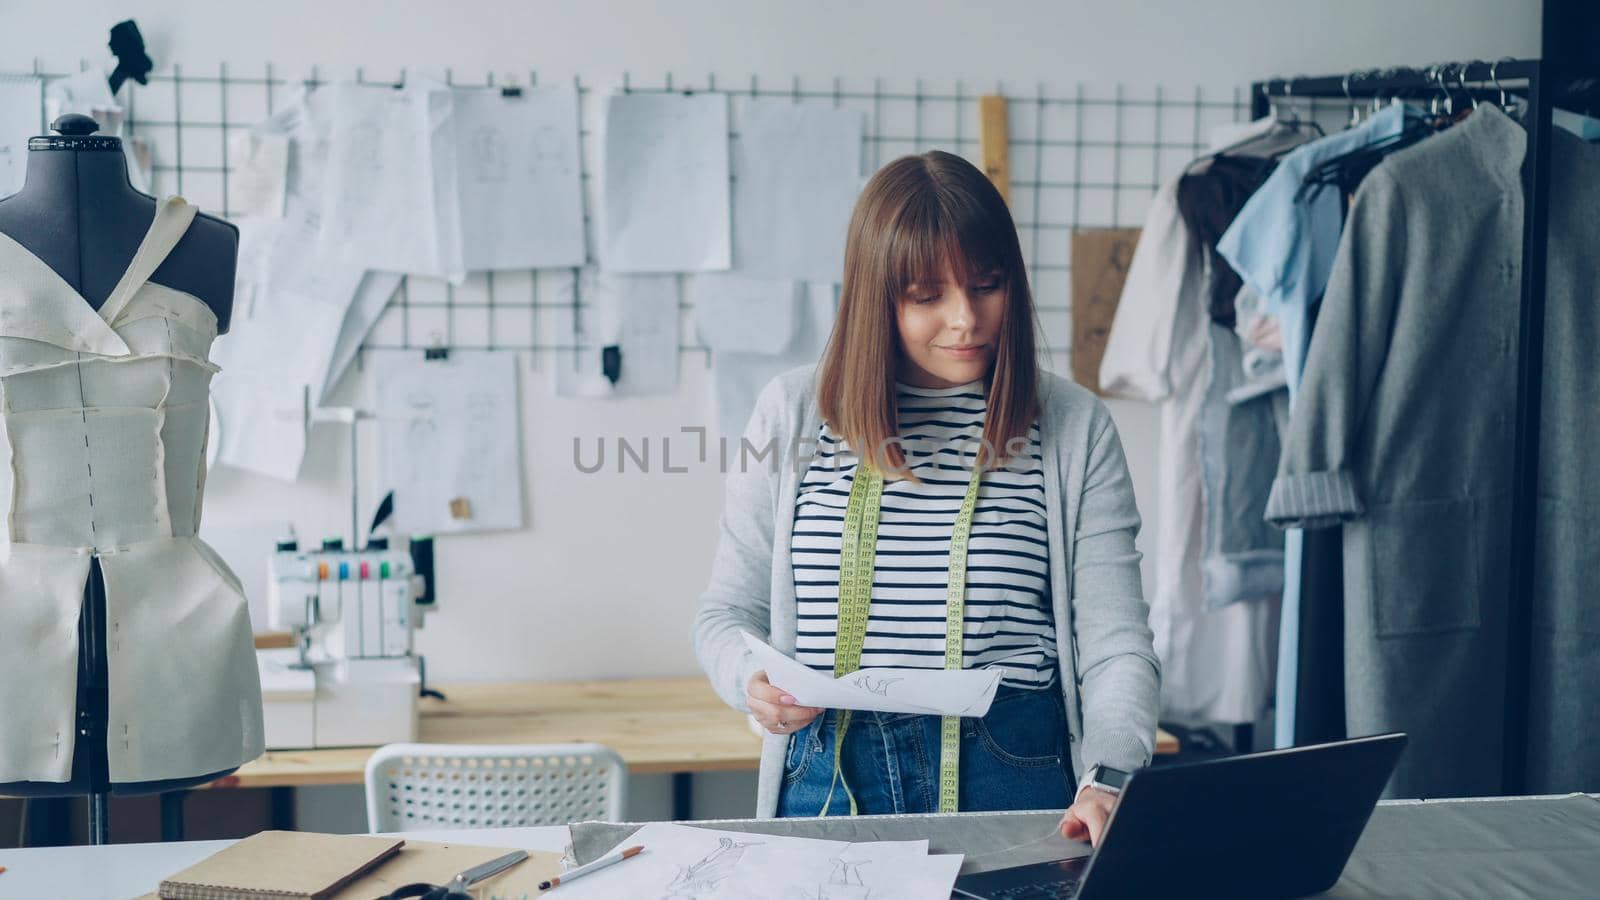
[383,849,530,900]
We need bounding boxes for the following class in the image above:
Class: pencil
[538,845,644,891]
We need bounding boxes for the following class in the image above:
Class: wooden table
[205,678,761,825]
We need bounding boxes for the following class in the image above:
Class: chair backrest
[364,742,628,833]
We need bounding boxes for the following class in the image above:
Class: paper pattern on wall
[320,81,465,283]
[711,282,836,438]
[730,98,862,282]
[453,85,586,270]
[213,88,370,481]
[689,273,799,354]
[374,351,524,535]
[0,76,42,197]
[553,268,680,398]
[601,92,730,272]
[226,130,290,219]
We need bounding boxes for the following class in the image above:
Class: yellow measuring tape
[821,455,985,815]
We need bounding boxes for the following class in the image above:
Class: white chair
[364,742,628,833]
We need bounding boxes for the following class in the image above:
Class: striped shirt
[791,378,1058,690]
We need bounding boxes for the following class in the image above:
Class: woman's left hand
[1058,785,1117,846]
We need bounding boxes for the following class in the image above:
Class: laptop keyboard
[973,873,1082,899]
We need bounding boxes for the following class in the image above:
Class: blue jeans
[776,683,1075,816]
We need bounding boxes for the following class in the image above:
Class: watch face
[1097,767,1130,792]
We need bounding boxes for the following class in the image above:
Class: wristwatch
[1085,764,1131,796]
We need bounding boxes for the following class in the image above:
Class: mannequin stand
[0,113,246,845]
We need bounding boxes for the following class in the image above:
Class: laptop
[952,733,1407,900]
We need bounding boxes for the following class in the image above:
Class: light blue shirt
[1217,102,1416,397]
[1215,102,1416,750]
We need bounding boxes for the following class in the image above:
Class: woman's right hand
[747,670,824,735]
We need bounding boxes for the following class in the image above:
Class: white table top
[0,825,570,899]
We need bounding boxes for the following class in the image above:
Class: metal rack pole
[1504,59,1555,798]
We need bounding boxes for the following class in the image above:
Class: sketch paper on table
[712,282,837,438]
[42,68,151,191]
[731,98,862,282]
[321,82,465,283]
[602,92,730,272]
[742,633,1002,717]
[374,352,524,535]
[226,130,289,218]
[717,841,956,900]
[723,847,965,900]
[452,85,586,270]
[689,273,799,353]
[0,76,42,196]
[555,822,935,900]
[553,268,680,398]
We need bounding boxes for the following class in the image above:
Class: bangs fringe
[885,191,1010,301]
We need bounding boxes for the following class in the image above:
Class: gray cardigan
[692,364,1161,817]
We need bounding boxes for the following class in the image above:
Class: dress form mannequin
[0,114,246,843]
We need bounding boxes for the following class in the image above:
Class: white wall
[3,1,1539,95]
[3,0,1540,825]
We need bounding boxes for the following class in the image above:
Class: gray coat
[692,365,1161,817]
[1265,105,1600,797]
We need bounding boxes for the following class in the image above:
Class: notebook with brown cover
[157,831,404,900]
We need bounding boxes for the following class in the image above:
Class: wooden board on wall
[979,95,1010,204]
[1070,228,1141,395]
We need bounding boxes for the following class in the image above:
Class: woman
[691,150,1158,845]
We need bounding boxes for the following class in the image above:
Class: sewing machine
[257,535,436,749]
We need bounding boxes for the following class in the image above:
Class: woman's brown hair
[816,150,1042,481]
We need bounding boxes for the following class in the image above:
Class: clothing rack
[1251,56,1600,796]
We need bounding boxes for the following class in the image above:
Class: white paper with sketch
[210,221,358,482]
[602,92,730,272]
[731,98,862,282]
[321,82,465,283]
[213,208,362,480]
[0,76,42,197]
[689,273,798,354]
[555,822,944,900]
[322,270,402,401]
[209,368,306,483]
[226,130,289,218]
[452,85,586,270]
[212,88,369,480]
[743,633,1003,717]
[553,268,680,398]
[712,281,836,438]
[373,352,524,535]
[719,847,964,900]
